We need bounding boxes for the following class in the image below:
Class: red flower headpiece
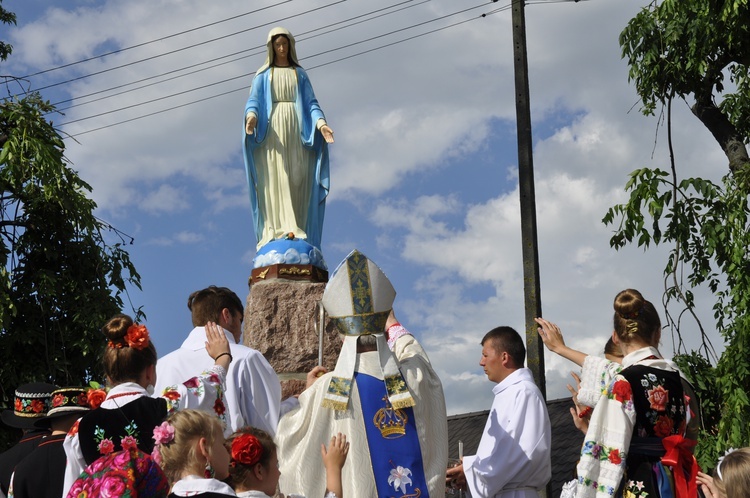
[86,388,107,410]
[619,306,644,320]
[231,434,264,467]
[108,324,150,351]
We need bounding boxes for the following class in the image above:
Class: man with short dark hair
[154,285,283,435]
[446,326,551,498]
[187,286,244,332]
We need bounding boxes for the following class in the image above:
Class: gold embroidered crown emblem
[373,396,408,439]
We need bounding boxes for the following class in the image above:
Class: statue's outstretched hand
[320,124,334,144]
[245,115,257,135]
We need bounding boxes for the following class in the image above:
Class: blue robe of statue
[243,66,330,251]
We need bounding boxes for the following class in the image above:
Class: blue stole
[356,372,429,498]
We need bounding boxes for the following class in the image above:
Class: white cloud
[140,184,189,214]
[144,231,204,246]
[6,0,729,413]
[174,231,205,244]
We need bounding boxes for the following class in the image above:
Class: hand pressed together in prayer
[445,461,467,491]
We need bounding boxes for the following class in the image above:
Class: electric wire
[52,0,428,111]
[59,0,487,126]
[20,0,294,79]
[28,0,348,93]
[61,2,489,127]
[69,3,509,137]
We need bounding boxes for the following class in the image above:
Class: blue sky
[3,0,726,415]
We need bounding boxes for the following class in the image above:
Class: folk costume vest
[78,396,167,464]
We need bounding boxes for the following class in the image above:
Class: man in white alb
[446,326,551,498]
[154,285,284,435]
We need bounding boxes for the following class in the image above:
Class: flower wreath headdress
[716,447,737,481]
[230,433,264,468]
[108,324,151,350]
[150,421,175,466]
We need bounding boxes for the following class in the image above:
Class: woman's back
[618,364,687,497]
[78,395,168,464]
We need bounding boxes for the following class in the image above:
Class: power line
[20,0,294,79]
[62,1,490,127]
[28,0,348,93]
[70,3,507,137]
[59,73,248,126]
[70,87,240,137]
[53,0,427,111]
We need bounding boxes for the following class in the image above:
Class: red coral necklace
[106,391,142,401]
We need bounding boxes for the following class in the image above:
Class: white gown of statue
[252,67,316,247]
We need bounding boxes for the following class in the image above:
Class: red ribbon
[661,435,699,498]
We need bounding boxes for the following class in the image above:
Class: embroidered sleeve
[578,355,622,408]
[62,421,87,497]
[158,365,227,425]
[575,374,636,498]
[386,323,410,351]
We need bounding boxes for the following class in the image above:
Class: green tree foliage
[0,0,15,62]
[0,93,142,402]
[620,0,750,178]
[0,3,141,449]
[612,0,750,469]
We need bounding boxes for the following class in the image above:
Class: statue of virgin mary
[243,27,333,253]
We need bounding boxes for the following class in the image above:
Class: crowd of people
[0,251,743,497]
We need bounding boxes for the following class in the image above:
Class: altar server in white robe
[446,326,551,498]
[276,250,449,498]
[155,285,284,436]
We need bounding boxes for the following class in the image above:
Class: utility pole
[511,0,546,399]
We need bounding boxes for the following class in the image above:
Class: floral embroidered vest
[78,397,168,464]
[619,364,686,442]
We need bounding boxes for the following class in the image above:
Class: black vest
[11,434,67,498]
[0,430,48,494]
[78,396,168,464]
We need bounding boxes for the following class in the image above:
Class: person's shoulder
[158,347,185,362]
[228,342,261,357]
[499,369,544,396]
[228,344,273,368]
[163,327,210,353]
[253,67,271,80]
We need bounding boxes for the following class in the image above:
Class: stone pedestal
[243,279,341,399]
